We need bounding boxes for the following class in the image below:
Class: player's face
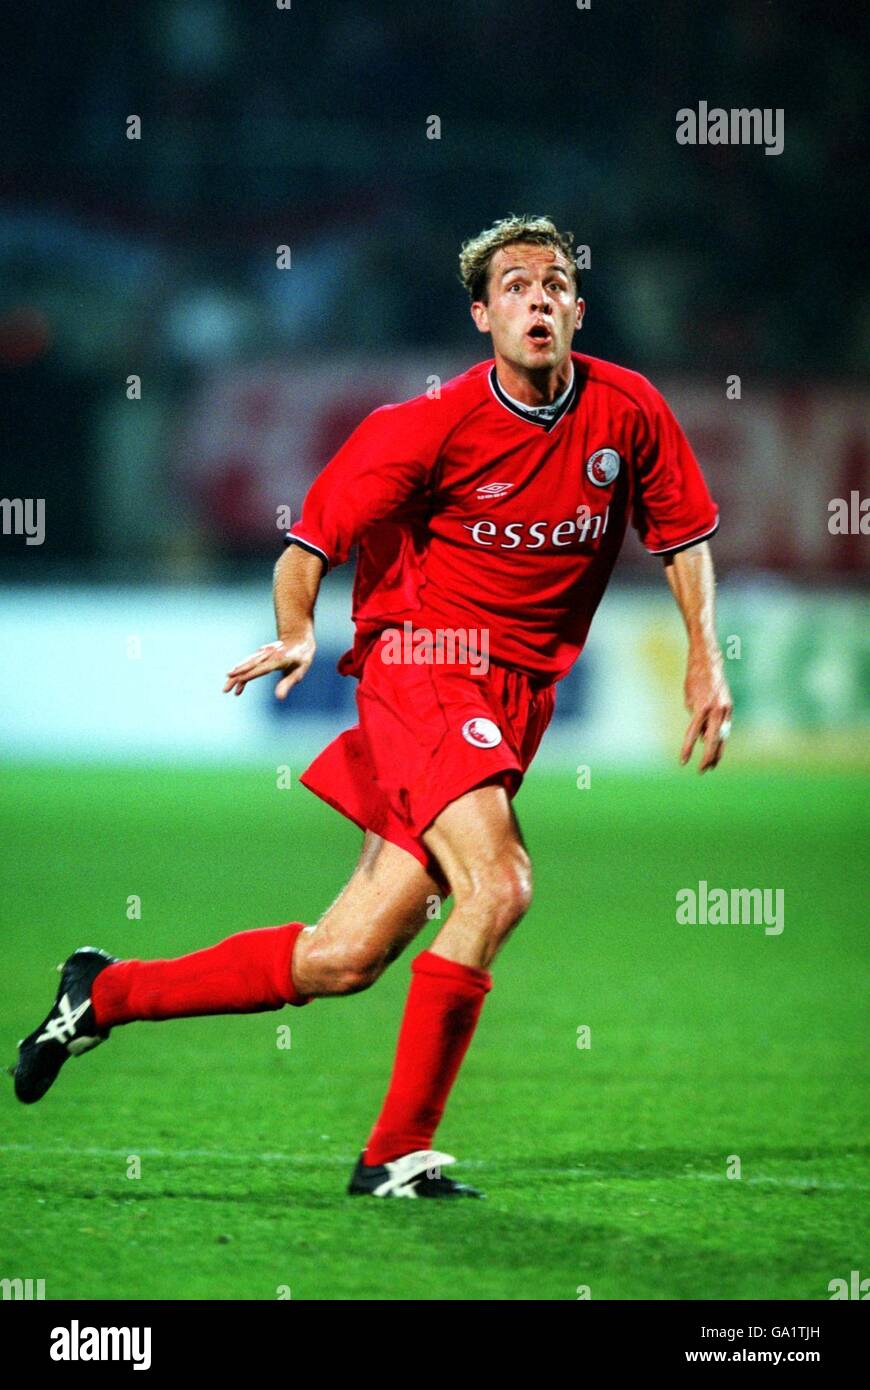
[470,244,584,374]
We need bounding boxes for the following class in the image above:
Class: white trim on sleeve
[285,532,331,568]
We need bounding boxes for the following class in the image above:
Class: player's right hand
[223,630,316,700]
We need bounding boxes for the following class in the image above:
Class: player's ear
[470,300,490,334]
[575,298,586,330]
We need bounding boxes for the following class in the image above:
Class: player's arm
[664,541,732,771]
[223,543,322,699]
[223,402,435,700]
[630,379,730,769]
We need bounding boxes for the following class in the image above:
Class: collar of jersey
[488,364,577,432]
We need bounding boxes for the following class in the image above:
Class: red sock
[91,923,309,1027]
[364,949,492,1166]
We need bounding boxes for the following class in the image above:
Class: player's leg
[11,831,438,1104]
[293,831,443,996]
[424,781,531,968]
[350,780,531,1197]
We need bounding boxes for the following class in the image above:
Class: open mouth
[527,323,553,344]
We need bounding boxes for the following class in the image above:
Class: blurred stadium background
[0,0,867,769]
[1,1,868,1302]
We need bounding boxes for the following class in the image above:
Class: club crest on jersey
[476,482,515,499]
[461,717,502,749]
[585,448,621,487]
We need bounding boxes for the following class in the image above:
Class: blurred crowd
[1,0,866,574]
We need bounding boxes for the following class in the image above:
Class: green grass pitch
[1,764,867,1301]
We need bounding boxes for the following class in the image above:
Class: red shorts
[300,647,555,881]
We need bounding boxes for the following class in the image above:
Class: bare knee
[455,845,533,949]
[296,934,386,997]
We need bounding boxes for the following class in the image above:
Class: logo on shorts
[461,717,502,748]
[585,448,621,487]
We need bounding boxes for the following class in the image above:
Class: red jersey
[287,351,718,683]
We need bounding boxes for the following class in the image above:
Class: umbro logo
[475,482,515,499]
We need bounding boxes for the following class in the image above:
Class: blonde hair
[459,215,577,302]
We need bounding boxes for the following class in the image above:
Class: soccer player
[12,216,732,1198]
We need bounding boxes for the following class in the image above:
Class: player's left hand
[680,650,732,772]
